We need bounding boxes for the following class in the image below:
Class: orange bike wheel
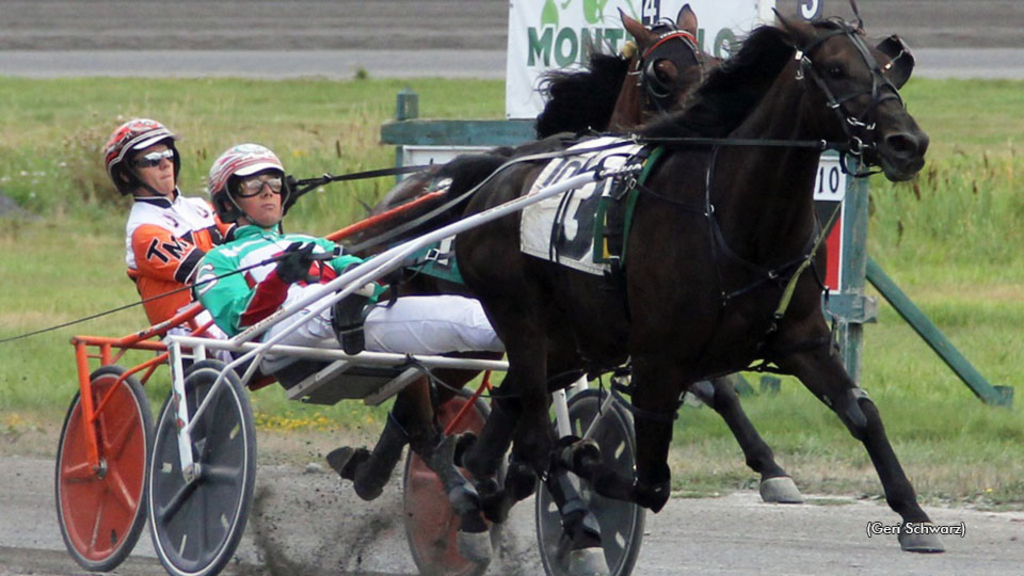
[402,394,500,576]
[55,366,152,572]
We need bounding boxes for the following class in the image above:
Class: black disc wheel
[147,360,256,576]
[536,389,645,576]
[56,366,153,572]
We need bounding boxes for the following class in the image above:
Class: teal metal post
[836,165,870,384]
[394,89,420,171]
[820,155,876,386]
[396,88,419,121]
[866,258,1013,406]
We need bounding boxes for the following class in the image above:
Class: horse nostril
[884,132,922,157]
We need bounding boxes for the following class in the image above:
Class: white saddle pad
[520,137,641,275]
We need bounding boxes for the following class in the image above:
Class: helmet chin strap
[228,192,284,232]
[128,166,177,199]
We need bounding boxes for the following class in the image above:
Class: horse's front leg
[694,375,803,503]
[777,340,944,553]
[628,358,683,513]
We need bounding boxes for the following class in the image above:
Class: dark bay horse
[534,6,808,505]
[452,14,937,570]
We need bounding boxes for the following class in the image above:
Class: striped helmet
[103,118,180,195]
[208,143,289,223]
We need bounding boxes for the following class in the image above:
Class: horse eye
[653,60,677,84]
[827,66,845,79]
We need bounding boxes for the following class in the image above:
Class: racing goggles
[235,174,284,197]
[132,148,175,168]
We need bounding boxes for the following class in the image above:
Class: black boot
[331,291,372,355]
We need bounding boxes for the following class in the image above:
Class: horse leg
[628,358,682,513]
[779,344,944,553]
[695,375,803,503]
[542,459,611,576]
[559,362,679,513]
[326,378,429,501]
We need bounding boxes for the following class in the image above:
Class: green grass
[1,75,1023,507]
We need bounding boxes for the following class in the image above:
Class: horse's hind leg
[327,378,431,501]
[696,375,803,503]
[779,344,944,553]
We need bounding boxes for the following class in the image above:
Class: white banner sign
[506,0,776,119]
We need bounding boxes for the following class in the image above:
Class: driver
[194,144,504,498]
[104,118,235,326]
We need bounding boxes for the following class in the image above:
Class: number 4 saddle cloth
[520,137,662,276]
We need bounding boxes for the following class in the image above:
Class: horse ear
[676,4,698,38]
[620,8,653,45]
[773,8,815,48]
[876,34,915,89]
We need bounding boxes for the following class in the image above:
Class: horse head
[776,13,928,181]
[609,4,707,130]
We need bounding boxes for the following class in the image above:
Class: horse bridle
[631,21,704,116]
[793,18,905,160]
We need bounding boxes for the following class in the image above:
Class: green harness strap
[595,145,665,266]
[621,146,665,264]
[772,203,842,323]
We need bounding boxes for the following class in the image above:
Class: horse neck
[607,59,644,131]
[712,63,825,263]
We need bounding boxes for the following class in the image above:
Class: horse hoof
[898,523,946,553]
[453,432,477,467]
[448,483,481,516]
[326,446,369,481]
[568,547,610,576]
[457,529,492,564]
[759,476,804,504]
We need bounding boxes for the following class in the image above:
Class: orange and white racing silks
[125,190,234,325]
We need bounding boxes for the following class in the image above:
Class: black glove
[275,242,319,284]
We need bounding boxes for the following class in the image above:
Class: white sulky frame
[163,163,634,478]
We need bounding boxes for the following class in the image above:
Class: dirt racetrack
[3,454,1024,576]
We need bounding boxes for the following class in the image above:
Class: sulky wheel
[147,360,256,576]
[536,389,646,576]
[402,394,502,576]
[55,365,153,572]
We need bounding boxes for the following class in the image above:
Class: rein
[284,163,434,212]
[635,135,851,154]
[347,127,866,256]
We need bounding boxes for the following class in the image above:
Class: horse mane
[640,25,796,139]
[535,52,630,139]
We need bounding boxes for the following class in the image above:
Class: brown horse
[452,14,937,571]
[536,5,706,138]
[534,6,806,506]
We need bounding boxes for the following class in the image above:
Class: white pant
[260,290,504,374]
[167,308,233,363]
